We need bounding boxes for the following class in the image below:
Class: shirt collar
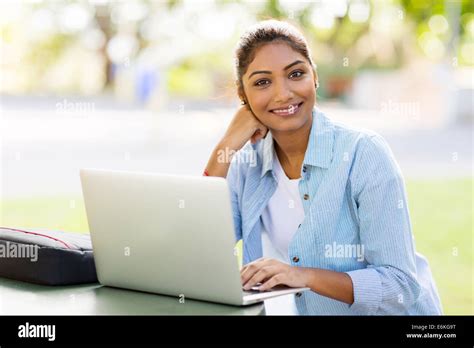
[260,107,334,178]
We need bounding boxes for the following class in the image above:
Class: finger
[251,135,261,145]
[240,258,279,285]
[240,257,267,274]
[240,263,261,285]
[255,129,266,141]
[240,259,279,286]
[240,258,270,284]
[250,130,262,144]
[243,266,277,290]
[258,273,284,292]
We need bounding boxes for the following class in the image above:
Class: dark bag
[0,227,97,285]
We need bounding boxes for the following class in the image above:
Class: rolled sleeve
[346,267,382,315]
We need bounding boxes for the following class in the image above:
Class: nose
[273,78,294,103]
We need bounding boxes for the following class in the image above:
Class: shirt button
[295,292,302,297]
[303,194,309,200]
[298,224,301,228]
[292,256,300,263]
[302,166,307,173]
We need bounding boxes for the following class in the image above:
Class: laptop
[80,168,309,306]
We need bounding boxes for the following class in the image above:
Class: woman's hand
[204,104,268,178]
[240,257,309,291]
[221,104,268,151]
[240,257,355,304]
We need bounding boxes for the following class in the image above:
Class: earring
[241,100,247,105]
[315,81,319,89]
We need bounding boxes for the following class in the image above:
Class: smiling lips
[270,102,303,116]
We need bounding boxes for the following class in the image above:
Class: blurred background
[0,0,472,314]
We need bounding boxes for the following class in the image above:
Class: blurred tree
[2,0,471,96]
[94,3,113,85]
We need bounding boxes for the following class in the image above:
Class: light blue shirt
[226,107,443,315]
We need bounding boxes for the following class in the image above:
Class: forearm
[204,140,236,178]
[300,267,354,305]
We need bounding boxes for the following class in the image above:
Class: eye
[254,79,270,87]
[290,70,305,78]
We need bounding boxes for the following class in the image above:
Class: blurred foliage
[1,0,472,97]
[24,33,72,80]
[167,64,213,98]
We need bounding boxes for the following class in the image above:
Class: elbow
[383,266,421,313]
[347,265,422,315]
[400,271,421,307]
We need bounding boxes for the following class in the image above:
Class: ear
[237,84,247,105]
[313,69,319,89]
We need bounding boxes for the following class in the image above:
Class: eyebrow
[248,60,305,80]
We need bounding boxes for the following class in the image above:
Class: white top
[260,148,305,315]
[261,149,305,263]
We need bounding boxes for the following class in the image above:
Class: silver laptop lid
[80,169,245,306]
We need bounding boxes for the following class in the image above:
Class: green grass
[406,178,473,315]
[1,178,472,314]
[0,196,89,233]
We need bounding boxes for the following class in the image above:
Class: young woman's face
[241,42,317,133]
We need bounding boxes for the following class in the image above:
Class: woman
[204,20,442,315]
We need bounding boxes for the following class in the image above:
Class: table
[0,277,268,315]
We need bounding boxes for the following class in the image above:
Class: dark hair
[234,19,317,103]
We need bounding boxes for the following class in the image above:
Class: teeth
[272,103,299,115]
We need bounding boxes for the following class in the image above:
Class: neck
[272,115,313,169]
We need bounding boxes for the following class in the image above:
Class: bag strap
[0,227,73,249]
